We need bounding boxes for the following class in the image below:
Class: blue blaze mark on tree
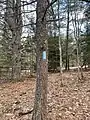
[43,51,46,60]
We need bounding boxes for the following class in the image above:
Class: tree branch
[19,109,33,116]
[42,0,58,21]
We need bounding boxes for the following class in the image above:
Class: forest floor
[0,71,90,120]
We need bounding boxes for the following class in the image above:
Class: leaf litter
[0,71,90,120]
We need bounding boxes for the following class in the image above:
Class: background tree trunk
[65,0,70,71]
[6,0,22,80]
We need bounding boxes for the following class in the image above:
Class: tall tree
[65,0,70,70]
[70,0,83,79]
[5,0,22,80]
[83,2,90,67]
[58,0,63,74]
[32,0,48,120]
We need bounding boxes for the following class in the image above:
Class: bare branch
[42,0,58,21]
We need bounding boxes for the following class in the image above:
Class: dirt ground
[0,71,90,120]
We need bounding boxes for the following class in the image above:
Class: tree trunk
[65,0,70,71]
[6,0,22,80]
[11,30,21,80]
[32,0,48,120]
[72,0,80,80]
[58,0,63,74]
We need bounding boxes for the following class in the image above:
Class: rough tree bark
[32,0,48,120]
[5,0,22,80]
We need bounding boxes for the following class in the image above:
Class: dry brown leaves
[0,71,90,120]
